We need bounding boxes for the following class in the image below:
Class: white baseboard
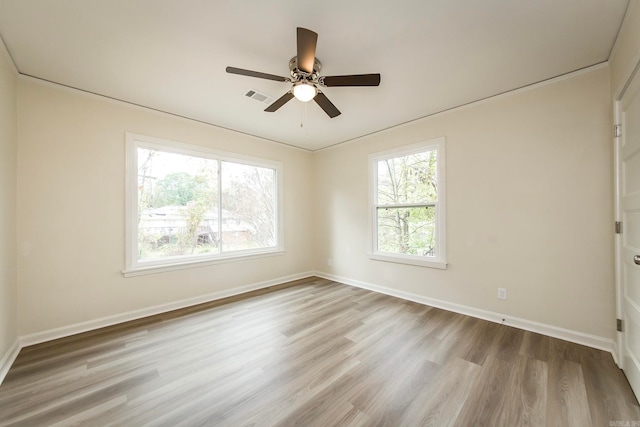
[0,338,21,385]
[314,271,615,355]
[20,271,314,347]
[611,332,625,367]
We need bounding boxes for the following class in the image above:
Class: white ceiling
[0,0,629,151]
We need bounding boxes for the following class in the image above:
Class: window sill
[367,252,447,270]
[123,249,286,277]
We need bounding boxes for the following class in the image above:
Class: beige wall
[16,79,314,336]
[0,50,17,359]
[313,67,614,340]
[610,0,640,98]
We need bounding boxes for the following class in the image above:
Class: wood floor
[1,277,638,426]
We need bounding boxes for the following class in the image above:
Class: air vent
[244,89,274,104]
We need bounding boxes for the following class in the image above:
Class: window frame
[368,137,447,269]
[124,133,284,277]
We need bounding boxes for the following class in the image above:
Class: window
[125,133,283,275]
[369,137,446,269]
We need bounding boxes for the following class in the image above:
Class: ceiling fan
[226,27,381,118]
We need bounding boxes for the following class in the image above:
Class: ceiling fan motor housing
[289,56,322,83]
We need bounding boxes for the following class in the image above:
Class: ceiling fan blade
[322,74,381,87]
[226,66,288,82]
[297,27,318,74]
[265,92,294,112]
[314,92,341,118]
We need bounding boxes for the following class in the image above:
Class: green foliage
[377,207,435,256]
[137,150,219,259]
[153,172,206,207]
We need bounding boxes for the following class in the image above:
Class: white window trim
[124,133,284,277]
[367,137,447,269]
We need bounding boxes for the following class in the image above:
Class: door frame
[614,53,640,368]
[614,93,622,368]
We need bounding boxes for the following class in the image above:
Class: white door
[617,63,640,401]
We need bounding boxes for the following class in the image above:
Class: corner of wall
[0,32,19,385]
[0,338,20,385]
[0,34,18,77]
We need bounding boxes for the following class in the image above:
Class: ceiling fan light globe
[293,82,317,102]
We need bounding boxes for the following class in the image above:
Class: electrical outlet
[327,258,333,266]
[498,288,507,300]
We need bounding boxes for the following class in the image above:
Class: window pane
[377,150,437,205]
[137,148,219,261]
[221,161,276,252]
[377,206,436,256]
